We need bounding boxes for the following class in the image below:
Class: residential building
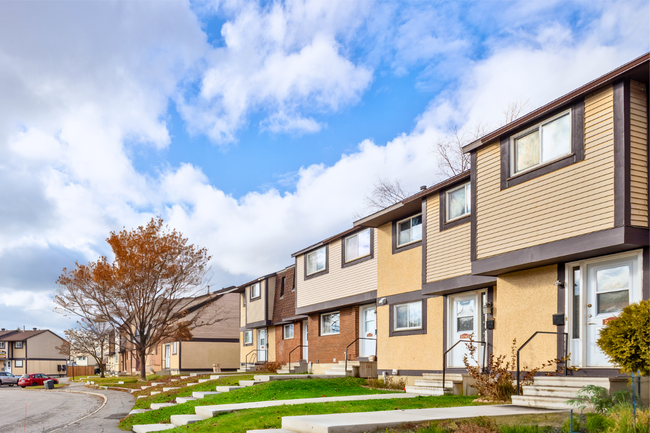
[0,328,68,377]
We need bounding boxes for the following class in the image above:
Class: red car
[18,374,59,388]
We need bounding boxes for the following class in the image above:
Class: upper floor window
[15,341,23,349]
[446,183,471,222]
[0,342,4,349]
[306,247,327,276]
[172,342,178,354]
[345,228,371,262]
[511,110,571,175]
[320,312,340,335]
[250,282,261,299]
[397,214,422,247]
[280,276,286,297]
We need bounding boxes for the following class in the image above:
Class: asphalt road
[0,379,135,433]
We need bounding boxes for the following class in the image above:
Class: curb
[47,389,108,432]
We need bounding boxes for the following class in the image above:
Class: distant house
[0,328,68,377]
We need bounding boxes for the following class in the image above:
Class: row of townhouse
[237,54,649,402]
[0,329,68,376]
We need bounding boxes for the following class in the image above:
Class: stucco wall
[377,222,422,297]
[493,265,558,371]
[240,330,257,364]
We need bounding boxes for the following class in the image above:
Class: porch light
[554,280,565,288]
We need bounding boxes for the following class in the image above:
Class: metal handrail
[288,345,308,373]
[344,337,377,374]
[516,331,568,395]
[244,349,267,371]
[442,339,486,390]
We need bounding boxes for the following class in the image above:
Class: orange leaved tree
[54,217,217,380]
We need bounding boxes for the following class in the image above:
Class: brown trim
[442,295,448,355]
[472,226,649,276]
[189,338,239,343]
[464,53,649,153]
[470,153,477,262]
[295,291,377,315]
[303,245,329,281]
[249,282,262,302]
[500,101,584,190]
[382,290,425,306]
[613,79,631,227]
[486,287,494,358]
[643,247,649,300]
[341,228,375,268]
[246,320,272,329]
[388,297,427,337]
[421,198,427,284]
[264,277,269,322]
[556,263,566,362]
[422,274,496,296]
[439,183,471,231]
[392,216,422,255]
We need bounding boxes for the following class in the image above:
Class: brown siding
[180,341,239,370]
[296,235,378,309]
[426,194,471,282]
[630,80,648,227]
[476,85,616,259]
[272,267,296,323]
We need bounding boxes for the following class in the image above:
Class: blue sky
[0,0,647,335]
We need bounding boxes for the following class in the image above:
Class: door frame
[565,249,643,368]
[359,304,377,358]
[302,320,308,361]
[257,328,267,362]
[447,289,487,368]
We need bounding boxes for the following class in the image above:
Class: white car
[0,372,19,386]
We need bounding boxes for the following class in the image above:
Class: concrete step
[198,379,210,383]
[150,391,161,395]
[150,402,177,410]
[150,382,163,386]
[162,387,179,392]
[522,385,582,398]
[216,385,243,392]
[239,380,265,387]
[324,370,347,376]
[405,385,451,396]
[193,391,222,398]
[276,369,290,374]
[511,395,588,410]
[129,409,150,415]
[180,375,191,379]
[532,376,624,389]
[170,414,206,426]
[140,385,152,390]
[190,373,200,376]
[247,430,296,433]
[176,396,198,404]
[421,373,464,382]
[132,424,175,432]
[413,379,456,388]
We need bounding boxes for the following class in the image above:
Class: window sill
[342,252,374,268]
[320,332,340,337]
[250,295,262,302]
[503,153,575,189]
[305,268,328,280]
[393,239,422,254]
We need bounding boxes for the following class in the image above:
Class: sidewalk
[281,405,565,433]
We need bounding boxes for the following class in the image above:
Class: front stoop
[511,376,628,410]
[405,373,465,396]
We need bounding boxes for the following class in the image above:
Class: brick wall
[275,321,304,364]
[307,305,359,364]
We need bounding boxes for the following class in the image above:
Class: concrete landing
[176,396,198,404]
[282,404,563,433]
[132,424,175,433]
[193,391,222,398]
[194,393,417,418]
[150,402,176,410]
[170,414,204,426]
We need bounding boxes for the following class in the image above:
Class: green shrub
[568,385,631,414]
[585,413,614,432]
[499,425,553,433]
[597,300,650,376]
[562,414,583,433]
[606,404,650,433]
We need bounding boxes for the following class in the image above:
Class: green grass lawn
[24,383,70,390]
[120,377,405,430]
[377,413,569,432]
[143,395,482,433]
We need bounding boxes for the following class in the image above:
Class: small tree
[58,319,111,377]
[597,300,650,376]
[54,217,220,380]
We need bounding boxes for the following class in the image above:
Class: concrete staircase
[405,373,464,396]
[511,375,630,410]
[277,361,308,374]
[325,360,360,376]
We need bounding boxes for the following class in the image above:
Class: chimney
[1,328,4,331]
[420,185,427,191]
[33,328,37,331]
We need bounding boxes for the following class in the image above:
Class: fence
[66,365,95,377]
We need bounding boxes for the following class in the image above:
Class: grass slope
[120,377,402,430]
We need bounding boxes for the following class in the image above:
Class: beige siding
[13,343,25,359]
[180,341,239,370]
[28,332,67,359]
[240,330,257,364]
[27,360,64,376]
[247,281,266,323]
[376,222,421,297]
[296,233,378,309]
[267,276,276,321]
[476,85,616,259]
[426,194,472,282]
[630,80,648,227]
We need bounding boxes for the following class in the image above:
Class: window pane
[411,216,422,241]
[409,302,422,328]
[358,229,371,257]
[330,313,340,334]
[396,305,408,329]
[456,299,474,317]
[597,290,629,315]
[572,268,581,339]
[307,248,326,274]
[316,248,326,271]
[542,113,571,162]
[596,266,630,292]
[398,220,411,245]
[346,235,359,261]
[515,130,540,173]
[448,186,467,220]
[457,316,474,332]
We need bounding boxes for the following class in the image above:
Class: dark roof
[354,171,470,228]
[0,329,48,341]
[290,226,363,258]
[463,52,649,153]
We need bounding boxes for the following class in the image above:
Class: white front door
[164,344,170,368]
[6,361,10,374]
[258,328,267,362]
[302,320,308,361]
[449,292,484,368]
[360,305,377,358]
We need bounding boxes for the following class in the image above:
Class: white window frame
[320,312,340,336]
[510,109,572,176]
[15,342,23,349]
[283,324,294,339]
[0,342,4,349]
[396,214,423,247]
[344,228,371,263]
[172,342,178,355]
[446,183,471,222]
[393,301,423,331]
[250,282,261,299]
[306,247,327,276]
[243,330,253,345]
[15,360,23,368]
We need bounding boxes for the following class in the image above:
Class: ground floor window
[394,301,422,330]
[283,324,294,339]
[320,312,340,335]
[243,330,253,345]
[15,360,23,368]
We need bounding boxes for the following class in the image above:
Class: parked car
[18,374,59,388]
[0,372,19,386]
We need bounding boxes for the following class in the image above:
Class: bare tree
[57,319,111,377]
[54,217,221,380]
[434,122,489,178]
[364,177,411,213]
[502,97,531,125]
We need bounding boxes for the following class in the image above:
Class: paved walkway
[281,404,565,433]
